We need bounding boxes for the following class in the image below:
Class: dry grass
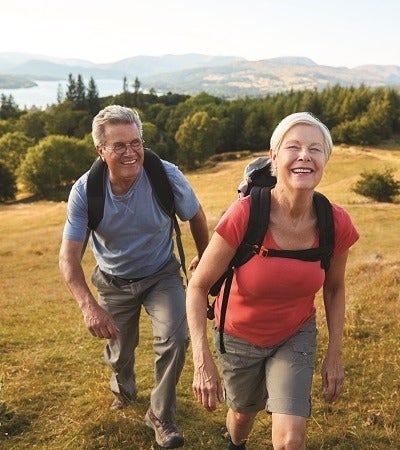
[1,146,400,449]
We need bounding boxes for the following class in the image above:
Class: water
[0,79,125,109]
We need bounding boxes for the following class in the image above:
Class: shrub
[18,135,95,195]
[352,168,400,202]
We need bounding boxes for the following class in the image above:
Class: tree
[0,131,35,173]
[18,135,94,195]
[123,76,129,94]
[15,111,46,142]
[0,94,21,120]
[86,77,101,116]
[133,77,141,94]
[57,83,64,104]
[0,162,17,201]
[142,122,158,149]
[0,119,14,138]
[175,111,220,169]
[75,74,87,110]
[44,102,88,138]
[65,74,77,103]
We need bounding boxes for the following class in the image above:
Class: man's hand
[188,255,200,271]
[82,303,119,340]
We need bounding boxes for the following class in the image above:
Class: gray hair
[92,105,143,147]
[270,112,333,161]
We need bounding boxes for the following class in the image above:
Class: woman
[186,112,359,450]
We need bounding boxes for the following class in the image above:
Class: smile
[292,168,312,173]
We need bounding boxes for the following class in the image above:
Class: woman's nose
[298,147,311,161]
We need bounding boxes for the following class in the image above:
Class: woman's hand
[192,354,224,411]
[321,352,344,403]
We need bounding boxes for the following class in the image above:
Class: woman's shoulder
[331,203,354,225]
[330,203,360,253]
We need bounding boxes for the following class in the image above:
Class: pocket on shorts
[291,341,316,367]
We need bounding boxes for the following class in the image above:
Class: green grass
[1,146,400,449]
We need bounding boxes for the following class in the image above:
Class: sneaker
[228,439,246,450]
[144,408,184,448]
[110,393,133,410]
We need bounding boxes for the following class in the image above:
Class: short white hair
[270,112,333,160]
[92,105,143,147]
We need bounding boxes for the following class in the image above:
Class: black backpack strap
[82,157,107,259]
[143,148,188,284]
[87,157,107,230]
[313,192,334,270]
[217,186,272,353]
[218,266,234,354]
[143,148,174,216]
[247,191,334,270]
[232,186,271,266]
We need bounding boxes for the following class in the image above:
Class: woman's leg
[271,413,306,450]
[226,408,257,446]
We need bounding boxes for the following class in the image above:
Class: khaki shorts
[214,317,317,417]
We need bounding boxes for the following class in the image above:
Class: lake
[0,79,125,109]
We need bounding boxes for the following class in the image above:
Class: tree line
[0,74,399,200]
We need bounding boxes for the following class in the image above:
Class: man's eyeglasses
[102,138,144,155]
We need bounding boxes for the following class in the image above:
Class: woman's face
[271,123,327,192]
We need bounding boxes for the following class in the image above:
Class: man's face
[97,122,144,187]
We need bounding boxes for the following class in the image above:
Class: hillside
[0,146,400,449]
[1,52,400,98]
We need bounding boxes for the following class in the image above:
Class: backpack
[83,148,188,283]
[208,156,335,353]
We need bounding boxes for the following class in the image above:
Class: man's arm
[59,239,119,339]
[188,205,209,271]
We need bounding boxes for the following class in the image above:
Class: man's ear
[96,146,105,161]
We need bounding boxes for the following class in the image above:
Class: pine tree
[65,74,77,103]
[75,74,86,110]
[86,77,101,116]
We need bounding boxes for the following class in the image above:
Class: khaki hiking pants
[91,256,188,422]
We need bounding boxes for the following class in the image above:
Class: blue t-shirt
[63,159,199,278]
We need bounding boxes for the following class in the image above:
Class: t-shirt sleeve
[62,175,89,242]
[163,160,200,221]
[332,204,360,256]
[215,197,250,249]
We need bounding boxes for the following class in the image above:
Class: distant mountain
[1,52,399,98]
[0,74,37,89]
[142,57,400,98]
[0,52,244,81]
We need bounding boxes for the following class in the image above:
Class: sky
[1,0,399,68]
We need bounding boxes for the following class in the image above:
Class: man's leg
[92,267,141,403]
[143,265,188,421]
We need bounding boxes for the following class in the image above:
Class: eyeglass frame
[101,138,145,155]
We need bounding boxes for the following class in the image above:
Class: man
[59,105,209,449]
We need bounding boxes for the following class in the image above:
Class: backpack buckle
[258,245,269,257]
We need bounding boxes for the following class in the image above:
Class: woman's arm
[186,232,236,411]
[321,249,349,403]
[188,205,209,270]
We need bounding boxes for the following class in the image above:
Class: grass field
[1,145,400,449]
